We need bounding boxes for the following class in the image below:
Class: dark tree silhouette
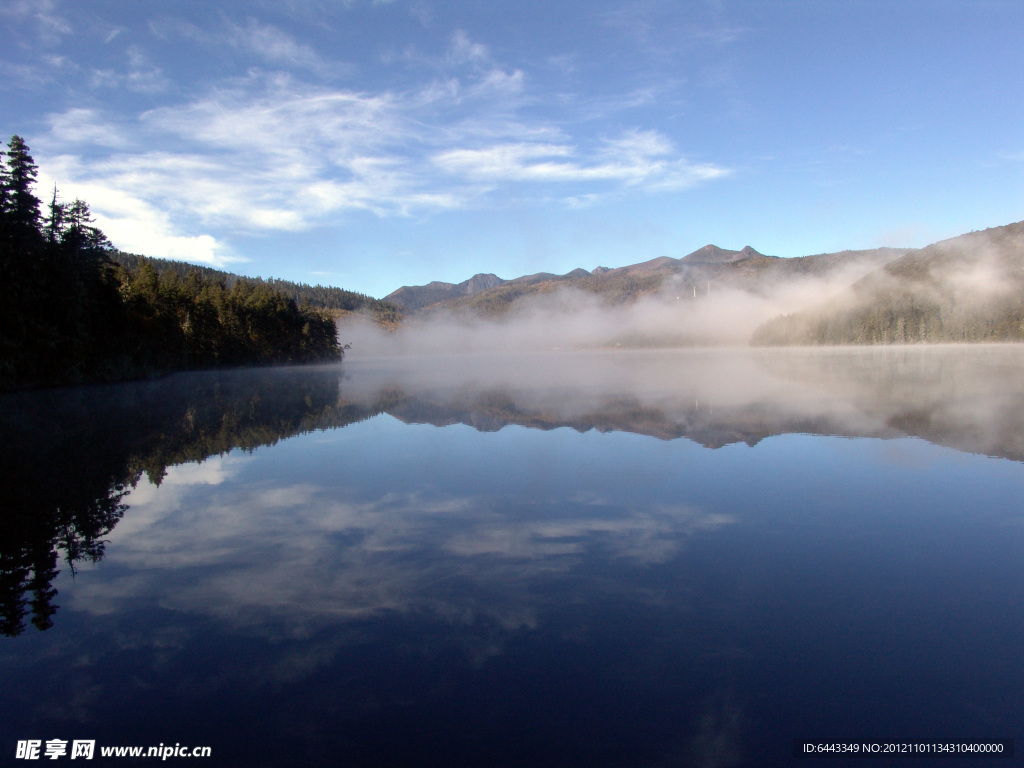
[0,134,344,391]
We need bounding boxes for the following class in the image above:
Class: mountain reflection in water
[1,347,1022,767]
[3,346,1023,635]
[346,345,1024,458]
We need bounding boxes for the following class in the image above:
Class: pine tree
[46,186,66,245]
[0,136,42,243]
[0,144,8,224]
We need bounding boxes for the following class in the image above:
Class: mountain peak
[462,273,504,294]
[683,244,770,263]
[683,245,741,263]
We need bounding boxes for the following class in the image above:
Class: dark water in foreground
[1,347,1022,767]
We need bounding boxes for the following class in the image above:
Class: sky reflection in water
[2,348,1023,767]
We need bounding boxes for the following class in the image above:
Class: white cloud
[47,108,130,148]
[448,29,489,66]
[434,143,577,181]
[39,158,241,268]
[35,29,728,260]
[466,67,525,98]
[232,18,319,65]
[434,133,728,192]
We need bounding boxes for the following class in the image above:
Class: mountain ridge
[384,242,906,316]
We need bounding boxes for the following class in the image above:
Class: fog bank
[342,258,883,355]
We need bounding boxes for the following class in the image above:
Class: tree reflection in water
[5,346,1024,636]
[0,364,380,636]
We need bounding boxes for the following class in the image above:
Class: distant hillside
[753,222,1024,345]
[385,244,907,318]
[114,252,402,327]
[385,272,504,311]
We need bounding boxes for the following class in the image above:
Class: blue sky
[2,0,1022,298]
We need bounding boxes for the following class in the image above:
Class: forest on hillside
[114,252,403,327]
[0,135,344,391]
[752,224,1024,346]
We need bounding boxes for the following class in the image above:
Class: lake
[1,347,1022,766]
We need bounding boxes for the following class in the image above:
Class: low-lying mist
[343,259,882,355]
[347,224,1024,353]
[335,345,1024,462]
[755,226,1024,345]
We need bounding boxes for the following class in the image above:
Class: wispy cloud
[227,17,354,78]
[434,131,728,192]
[447,29,489,66]
[152,15,351,79]
[0,0,72,44]
[0,1,76,89]
[36,27,728,264]
[600,4,746,53]
[46,108,131,148]
[89,46,171,94]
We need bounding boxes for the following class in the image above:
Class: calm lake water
[2,347,1022,766]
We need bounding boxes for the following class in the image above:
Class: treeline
[114,252,403,326]
[752,291,1024,346]
[0,135,342,390]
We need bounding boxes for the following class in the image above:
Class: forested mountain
[386,244,908,318]
[113,252,402,327]
[0,135,341,391]
[752,222,1024,345]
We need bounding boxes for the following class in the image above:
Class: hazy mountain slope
[386,244,907,319]
[753,222,1024,345]
[386,272,505,311]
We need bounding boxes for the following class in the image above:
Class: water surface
[2,348,1022,766]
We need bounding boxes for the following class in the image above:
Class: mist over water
[338,345,1024,461]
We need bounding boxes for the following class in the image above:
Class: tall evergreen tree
[45,186,65,245]
[0,135,42,242]
[0,144,8,224]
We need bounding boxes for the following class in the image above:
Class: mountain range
[385,242,910,316]
[384,221,1024,345]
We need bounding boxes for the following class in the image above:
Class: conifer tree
[0,135,42,243]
